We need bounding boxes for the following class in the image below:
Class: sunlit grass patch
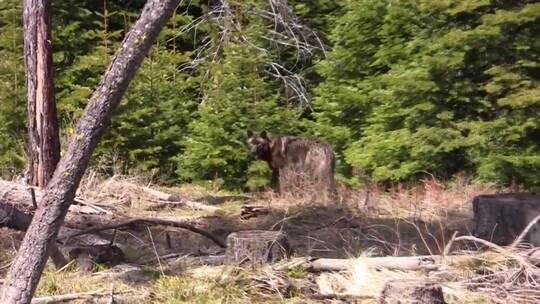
[35,266,135,297]
[152,269,251,304]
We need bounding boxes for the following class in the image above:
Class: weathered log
[0,179,106,215]
[379,280,445,304]
[296,253,540,272]
[0,199,109,245]
[225,230,291,267]
[472,193,540,246]
[139,184,220,212]
[0,180,41,212]
[0,202,66,268]
[309,255,445,272]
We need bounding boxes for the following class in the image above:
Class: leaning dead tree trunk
[23,0,60,188]
[0,1,179,302]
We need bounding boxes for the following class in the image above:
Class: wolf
[247,130,336,196]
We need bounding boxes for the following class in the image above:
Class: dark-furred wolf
[247,131,336,196]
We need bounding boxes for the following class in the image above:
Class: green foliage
[0,0,25,177]
[96,11,201,178]
[2,0,540,189]
[176,42,301,189]
[313,0,540,188]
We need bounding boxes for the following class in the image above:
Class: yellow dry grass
[2,173,538,303]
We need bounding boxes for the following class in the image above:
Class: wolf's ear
[247,130,254,138]
[260,130,268,139]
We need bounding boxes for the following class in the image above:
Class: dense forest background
[0,0,539,190]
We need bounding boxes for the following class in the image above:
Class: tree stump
[225,230,291,267]
[380,280,445,304]
[472,193,540,246]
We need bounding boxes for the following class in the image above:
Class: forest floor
[1,174,538,303]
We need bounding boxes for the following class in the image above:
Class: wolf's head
[247,130,271,159]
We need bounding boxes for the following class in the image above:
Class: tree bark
[0,1,179,302]
[23,0,60,188]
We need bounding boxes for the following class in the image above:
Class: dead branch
[512,214,540,248]
[31,290,103,303]
[184,0,323,108]
[62,217,226,248]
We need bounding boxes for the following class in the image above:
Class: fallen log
[0,201,66,268]
[0,179,110,215]
[61,217,226,248]
[300,250,540,272]
[308,255,450,272]
[139,184,220,212]
[0,180,40,211]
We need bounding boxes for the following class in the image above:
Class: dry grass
[1,173,536,303]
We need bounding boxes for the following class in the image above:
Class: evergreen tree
[176,43,300,189]
[0,0,26,177]
[313,0,540,188]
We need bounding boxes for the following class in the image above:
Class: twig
[453,235,507,254]
[31,290,104,303]
[29,188,37,209]
[147,226,164,276]
[511,214,540,248]
[73,198,114,215]
[443,231,459,257]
